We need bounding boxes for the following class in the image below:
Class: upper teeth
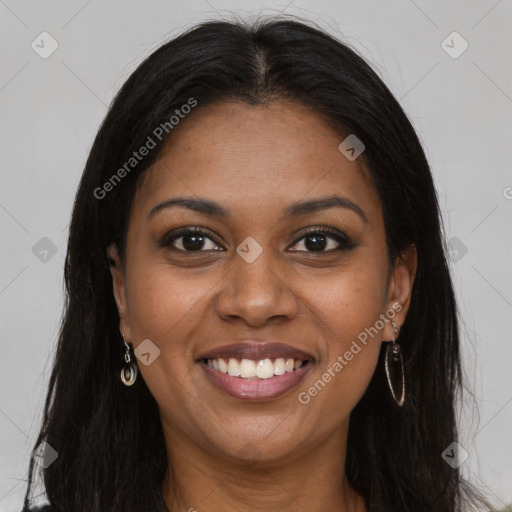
[206,357,304,379]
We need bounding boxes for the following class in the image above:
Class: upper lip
[198,341,314,361]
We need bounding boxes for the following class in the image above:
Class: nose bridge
[236,241,279,294]
[215,237,298,324]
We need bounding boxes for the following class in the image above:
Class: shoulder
[21,505,52,512]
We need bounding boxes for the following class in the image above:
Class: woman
[21,17,494,512]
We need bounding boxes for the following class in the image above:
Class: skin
[107,100,417,512]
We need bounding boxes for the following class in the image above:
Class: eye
[288,227,354,253]
[159,227,224,252]
[159,226,354,254]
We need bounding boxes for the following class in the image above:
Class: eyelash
[159,226,355,254]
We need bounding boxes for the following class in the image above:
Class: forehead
[133,100,381,223]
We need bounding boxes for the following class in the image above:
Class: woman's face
[108,100,416,465]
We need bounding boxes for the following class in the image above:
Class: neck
[161,421,366,512]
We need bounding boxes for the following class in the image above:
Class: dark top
[22,505,51,512]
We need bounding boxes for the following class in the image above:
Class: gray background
[1,0,511,510]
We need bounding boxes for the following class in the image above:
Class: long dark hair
[22,16,493,512]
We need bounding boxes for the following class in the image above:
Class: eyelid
[158,226,224,250]
[287,226,353,252]
[293,226,349,243]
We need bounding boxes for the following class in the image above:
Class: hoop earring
[384,321,405,406]
[120,333,138,386]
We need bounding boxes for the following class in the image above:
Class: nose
[215,246,299,328]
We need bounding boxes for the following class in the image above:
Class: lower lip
[199,360,314,401]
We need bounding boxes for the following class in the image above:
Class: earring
[120,333,138,386]
[384,321,405,406]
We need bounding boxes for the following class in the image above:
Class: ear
[382,244,417,342]
[106,243,132,341]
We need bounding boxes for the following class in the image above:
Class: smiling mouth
[200,357,313,380]
[197,341,315,400]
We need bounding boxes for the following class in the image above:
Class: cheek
[304,256,387,401]
[123,263,209,415]
[123,255,215,391]
[313,255,388,342]
[125,237,220,339]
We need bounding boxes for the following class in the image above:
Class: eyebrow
[148,195,368,224]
